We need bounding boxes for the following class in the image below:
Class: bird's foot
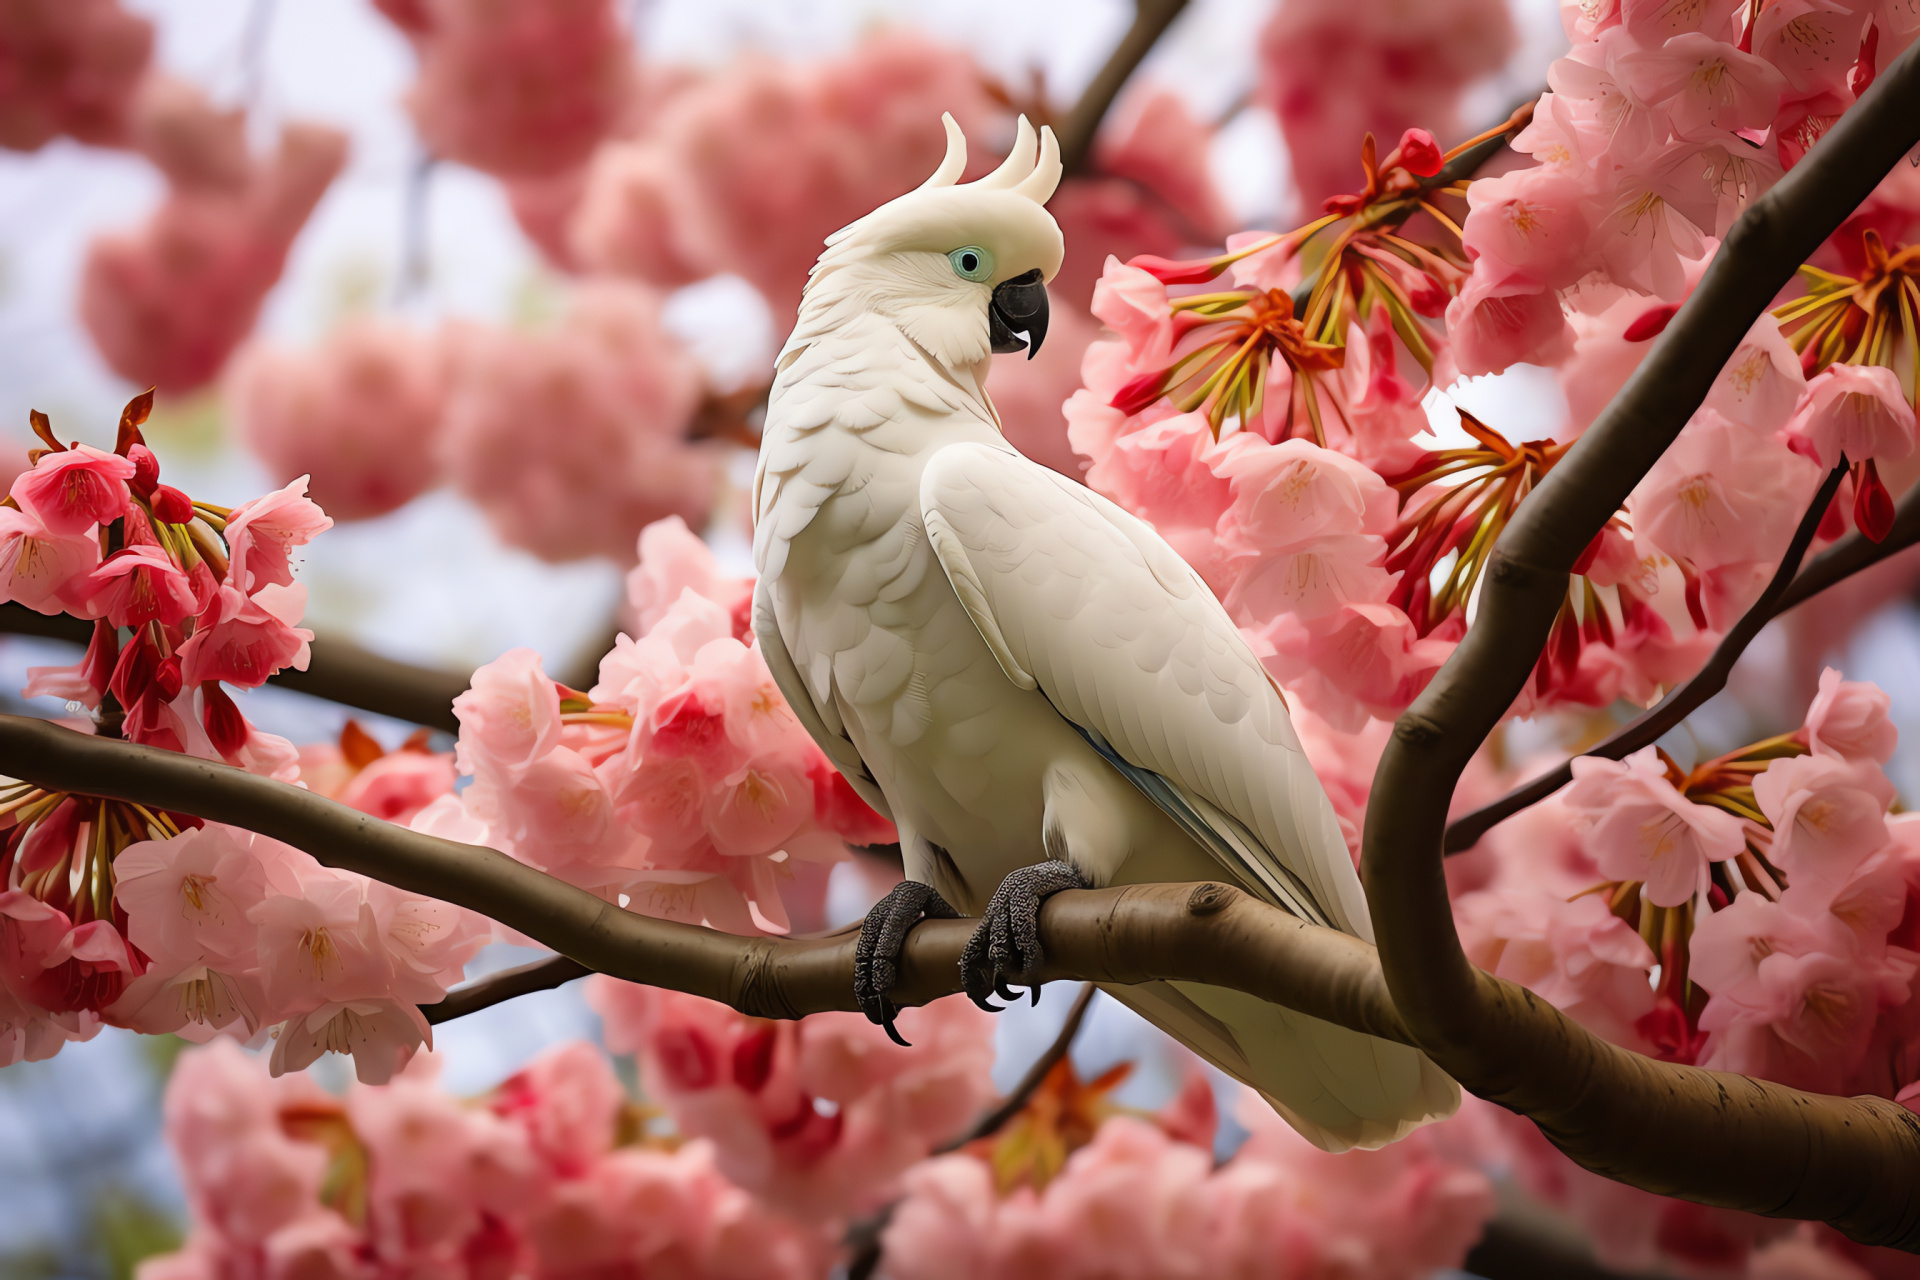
[960,860,1088,1012]
[854,880,959,1046]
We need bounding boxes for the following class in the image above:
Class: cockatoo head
[794,114,1064,373]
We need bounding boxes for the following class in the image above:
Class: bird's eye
[948,246,993,282]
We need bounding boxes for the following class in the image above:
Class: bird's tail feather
[1100,980,1461,1153]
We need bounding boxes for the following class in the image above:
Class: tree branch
[0,713,1403,1035]
[1056,0,1191,175]
[1443,458,1867,853]
[1361,36,1920,1251]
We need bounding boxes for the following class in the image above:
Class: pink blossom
[384,0,636,179]
[1445,272,1574,377]
[1621,34,1786,137]
[453,647,564,780]
[0,890,138,1014]
[594,981,995,1218]
[9,444,133,536]
[177,582,314,688]
[113,825,268,970]
[1704,314,1808,435]
[1212,437,1400,624]
[336,750,457,826]
[438,282,716,563]
[0,506,101,616]
[1632,407,1822,621]
[1563,748,1747,905]
[1753,754,1894,891]
[1257,0,1515,215]
[1461,168,1594,292]
[163,1040,331,1245]
[1457,889,1659,1050]
[223,477,333,592]
[627,516,751,639]
[573,33,1005,318]
[1753,0,1870,95]
[228,319,449,521]
[75,545,199,629]
[491,1040,624,1176]
[270,998,432,1085]
[1805,666,1898,764]
[248,870,395,1013]
[0,0,153,150]
[80,104,349,392]
[569,143,712,285]
[1782,363,1918,469]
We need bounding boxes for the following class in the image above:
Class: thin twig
[845,982,1100,1280]
[1056,0,1191,175]
[944,981,1099,1151]
[423,954,592,1025]
[1443,459,1852,853]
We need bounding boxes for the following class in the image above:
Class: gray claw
[854,880,958,1043]
[959,860,1088,1009]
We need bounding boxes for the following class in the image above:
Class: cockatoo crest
[785,115,1065,373]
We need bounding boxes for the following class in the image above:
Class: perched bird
[753,114,1458,1151]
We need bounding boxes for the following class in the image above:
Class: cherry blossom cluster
[139,995,1500,1280]
[0,400,492,1077]
[1257,0,1517,214]
[229,282,724,561]
[82,77,349,393]
[372,0,637,179]
[1447,0,1912,377]
[434,517,894,933]
[1444,669,1920,1274]
[141,1038,827,1280]
[1069,114,1919,723]
[0,0,153,151]
[590,980,998,1219]
[1068,244,1711,723]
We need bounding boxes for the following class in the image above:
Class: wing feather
[753,579,893,824]
[918,441,1373,940]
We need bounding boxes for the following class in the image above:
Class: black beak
[989,269,1049,360]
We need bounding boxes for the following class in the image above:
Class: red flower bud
[1109,371,1171,416]
[151,484,193,524]
[1128,254,1227,285]
[731,1026,778,1093]
[82,620,118,704]
[202,683,250,760]
[110,634,158,708]
[1397,128,1444,177]
[152,656,183,703]
[1623,303,1680,342]
[127,444,160,497]
[1855,458,1895,543]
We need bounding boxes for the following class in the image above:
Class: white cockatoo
[753,114,1459,1151]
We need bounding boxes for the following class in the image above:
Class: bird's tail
[1100,980,1459,1153]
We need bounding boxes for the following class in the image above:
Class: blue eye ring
[948,246,993,282]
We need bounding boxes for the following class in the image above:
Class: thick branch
[0,714,1402,1037]
[1443,458,1867,853]
[1362,38,1920,1250]
[1056,0,1191,175]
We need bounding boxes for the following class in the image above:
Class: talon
[1029,984,1042,1008]
[855,880,959,1037]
